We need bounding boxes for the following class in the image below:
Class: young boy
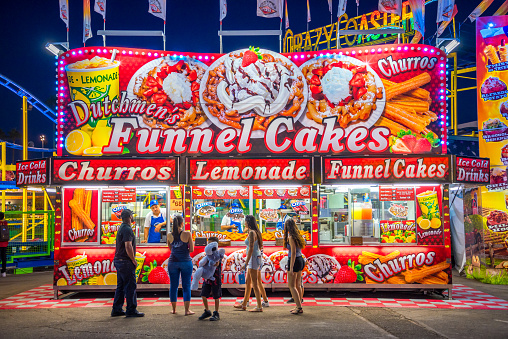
[198,237,223,321]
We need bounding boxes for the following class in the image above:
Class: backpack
[0,221,9,242]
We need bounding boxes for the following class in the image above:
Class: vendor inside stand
[142,200,167,243]
[221,203,246,232]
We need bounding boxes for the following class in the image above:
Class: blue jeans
[167,260,193,302]
[112,259,137,314]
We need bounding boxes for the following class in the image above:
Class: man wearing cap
[142,200,167,244]
[221,202,245,232]
[112,209,144,317]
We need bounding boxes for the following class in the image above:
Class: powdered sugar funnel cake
[200,48,308,138]
[306,254,340,283]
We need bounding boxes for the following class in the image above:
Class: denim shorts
[247,255,262,270]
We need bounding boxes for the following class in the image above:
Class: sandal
[248,307,263,312]
[233,303,247,310]
[290,307,303,315]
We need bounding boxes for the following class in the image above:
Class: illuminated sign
[284,1,414,53]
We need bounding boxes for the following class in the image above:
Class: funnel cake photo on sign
[127,57,208,129]
[300,55,385,135]
[222,249,274,273]
[200,47,308,137]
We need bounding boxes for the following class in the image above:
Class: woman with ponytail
[284,218,306,315]
[241,215,264,312]
[167,214,195,315]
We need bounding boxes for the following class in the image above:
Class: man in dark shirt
[111,209,144,317]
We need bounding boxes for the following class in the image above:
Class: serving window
[319,185,435,245]
[191,186,312,243]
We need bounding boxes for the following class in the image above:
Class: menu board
[379,186,415,201]
[102,188,136,202]
[191,186,311,200]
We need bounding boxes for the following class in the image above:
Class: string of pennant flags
[57,0,508,47]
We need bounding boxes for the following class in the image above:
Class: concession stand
[48,43,458,298]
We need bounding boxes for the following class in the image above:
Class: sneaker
[286,298,295,304]
[209,311,220,321]
[198,309,212,320]
[262,300,270,307]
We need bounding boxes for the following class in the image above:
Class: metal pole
[453,52,458,135]
[279,19,282,53]
[32,191,35,240]
[163,21,166,51]
[220,21,223,54]
[22,96,28,246]
[337,18,340,49]
[103,19,106,47]
[67,28,69,50]
[1,142,5,213]
[43,188,48,242]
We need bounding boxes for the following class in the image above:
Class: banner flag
[378,0,402,17]
[469,0,494,22]
[307,0,311,22]
[338,0,347,18]
[59,0,69,27]
[437,5,458,37]
[94,0,106,19]
[328,0,333,14]
[83,0,93,44]
[285,0,289,28]
[257,0,283,19]
[220,0,227,21]
[409,0,425,37]
[148,0,167,21]
[436,0,454,22]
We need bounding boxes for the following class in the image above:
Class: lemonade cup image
[66,254,88,278]
[417,190,441,220]
[65,57,120,128]
[135,252,146,282]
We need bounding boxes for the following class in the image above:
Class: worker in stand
[142,200,167,243]
[221,203,245,233]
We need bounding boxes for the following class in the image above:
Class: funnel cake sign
[56,44,446,157]
[188,158,312,185]
[322,156,451,184]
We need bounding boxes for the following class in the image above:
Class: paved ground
[0,271,507,338]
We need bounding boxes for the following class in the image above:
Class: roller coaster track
[0,74,57,124]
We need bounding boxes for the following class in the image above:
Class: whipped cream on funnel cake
[217,55,295,117]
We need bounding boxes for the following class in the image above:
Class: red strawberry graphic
[242,46,262,67]
[142,260,169,284]
[334,259,363,283]
[401,134,417,151]
[413,138,432,153]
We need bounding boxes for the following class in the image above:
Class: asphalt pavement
[0,270,507,339]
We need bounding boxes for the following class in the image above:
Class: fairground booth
[25,42,488,299]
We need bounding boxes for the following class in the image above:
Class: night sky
[0,0,496,151]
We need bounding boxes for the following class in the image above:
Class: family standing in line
[112,212,306,319]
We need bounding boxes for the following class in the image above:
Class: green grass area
[466,266,508,285]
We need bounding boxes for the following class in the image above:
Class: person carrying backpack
[0,212,9,277]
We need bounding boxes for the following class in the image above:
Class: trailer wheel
[227,288,245,297]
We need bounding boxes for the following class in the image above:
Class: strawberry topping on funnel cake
[306,254,340,283]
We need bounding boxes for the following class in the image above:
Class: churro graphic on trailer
[67,188,96,242]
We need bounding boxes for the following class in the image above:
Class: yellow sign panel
[284,2,414,53]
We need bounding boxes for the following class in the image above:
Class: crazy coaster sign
[56,44,446,157]
[188,158,312,185]
[52,158,178,185]
[16,159,49,186]
[322,156,451,184]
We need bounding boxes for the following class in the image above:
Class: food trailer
[48,43,456,298]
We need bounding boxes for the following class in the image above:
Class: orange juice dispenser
[350,189,373,237]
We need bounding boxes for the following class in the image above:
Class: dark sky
[0,0,496,150]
